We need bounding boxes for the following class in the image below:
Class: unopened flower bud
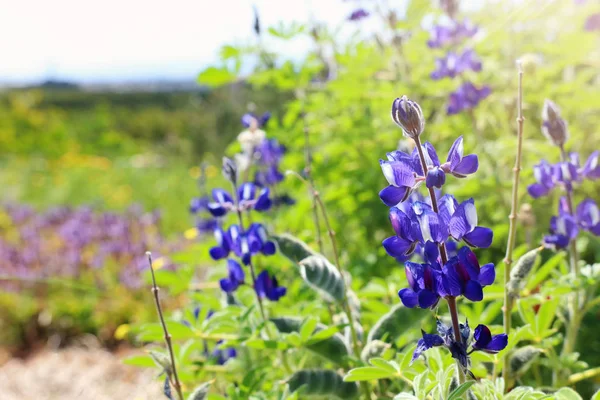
[541,99,568,147]
[391,96,425,139]
[222,157,238,184]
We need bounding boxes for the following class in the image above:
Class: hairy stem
[413,136,464,384]
[502,62,525,388]
[147,252,184,400]
[302,110,324,254]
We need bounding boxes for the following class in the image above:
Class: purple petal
[582,151,600,179]
[438,194,459,226]
[418,289,440,309]
[442,261,463,297]
[380,160,417,187]
[262,241,276,255]
[379,185,410,207]
[452,154,479,177]
[254,188,272,211]
[423,142,441,167]
[213,188,233,205]
[463,226,494,248]
[383,236,413,257]
[405,262,423,289]
[473,324,492,347]
[543,234,570,250]
[426,167,446,188]
[446,136,464,168]
[209,246,228,260]
[527,183,551,198]
[449,198,478,239]
[254,270,269,297]
[479,263,496,286]
[259,112,271,127]
[241,113,256,128]
[423,241,440,267]
[227,259,245,283]
[398,288,419,308]
[207,203,227,217]
[457,247,480,280]
[485,334,508,353]
[220,277,238,293]
[464,280,483,302]
[238,183,256,202]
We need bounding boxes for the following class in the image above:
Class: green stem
[503,62,525,388]
[302,109,324,254]
[147,252,184,400]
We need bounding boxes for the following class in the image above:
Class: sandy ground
[0,347,163,400]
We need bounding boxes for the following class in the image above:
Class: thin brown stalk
[301,110,324,254]
[502,61,525,387]
[147,251,184,400]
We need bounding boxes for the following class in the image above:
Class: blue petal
[479,263,495,286]
[227,259,245,283]
[473,324,492,347]
[426,167,446,188]
[238,183,256,202]
[380,160,417,187]
[254,188,272,211]
[379,185,410,207]
[423,241,440,266]
[262,241,276,255]
[485,334,508,353]
[438,194,458,226]
[212,188,233,205]
[207,203,227,217]
[418,289,440,309]
[219,277,238,293]
[463,226,493,248]
[383,236,412,257]
[423,142,441,167]
[254,270,269,297]
[446,136,464,168]
[449,198,478,239]
[442,260,463,297]
[452,154,478,177]
[398,288,419,308]
[463,280,483,302]
[209,246,228,260]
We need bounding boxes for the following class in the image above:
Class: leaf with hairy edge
[367,303,425,343]
[299,255,346,302]
[509,345,543,376]
[271,317,350,365]
[150,351,172,376]
[507,247,541,300]
[187,381,212,400]
[287,369,359,399]
[273,233,317,263]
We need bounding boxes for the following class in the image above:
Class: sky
[0,0,374,84]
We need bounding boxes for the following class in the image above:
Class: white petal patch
[215,229,223,244]
[243,184,252,200]
[589,154,598,171]
[557,217,566,235]
[534,166,542,183]
[381,162,397,186]
[464,202,478,231]
[455,138,464,159]
[420,214,432,242]
[561,163,571,180]
[590,204,599,225]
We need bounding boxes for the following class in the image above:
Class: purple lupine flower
[189,196,210,214]
[256,139,285,166]
[239,183,272,211]
[412,202,449,244]
[541,99,569,147]
[581,151,600,179]
[196,218,219,234]
[219,259,245,293]
[441,136,479,178]
[398,261,444,309]
[255,270,287,301]
[207,189,235,217]
[543,210,579,251]
[379,154,420,206]
[427,19,478,48]
[212,346,237,365]
[255,165,285,186]
[576,199,600,235]
[447,198,494,248]
[471,324,508,354]
[431,49,482,80]
[442,247,495,302]
[585,13,600,31]
[348,8,369,21]
[447,81,491,115]
[209,227,231,260]
[528,160,557,198]
[247,223,276,256]
[382,206,422,259]
[391,96,426,139]
[411,329,445,363]
[241,112,271,129]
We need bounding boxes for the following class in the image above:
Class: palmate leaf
[509,345,543,376]
[287,369,359,399]
[271,317,350,365]
[367,303,425,344]
[299,255,346,302]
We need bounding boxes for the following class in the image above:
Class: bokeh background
[1,0,599,398]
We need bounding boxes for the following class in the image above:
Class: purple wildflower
[447,81,491,115]
[241,112,271,129]
[348,8,369,21]
[472,324,508,354]
[442,247,495,302]
[398,261,444,309]
[255,270,287,301]
[576,199,600,235]
[431,49,482,80]
[427,19,478,48]
[219,259,245,293]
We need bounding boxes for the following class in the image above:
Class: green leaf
[448,381,476,400]
[273,233,317,263]
[507,247,541,299]
[271,317,350,365]
[299,255,346,302]
[393,394,419,400]
[591,389,600,400]
[300,317,319,342]
[149,350,172,376]
[245,338,288,350]
[509,345,543,376]
[287,369,358,399]
[197,67,235,88]
[367,303,424,343]
[187,381,212,400]
[344,358,400,382]
[554,387,583,400]
[122,354,155,368]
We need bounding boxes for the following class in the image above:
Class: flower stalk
[147,251,184,400]
[302,110,324,254]
[503,62,525,387]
